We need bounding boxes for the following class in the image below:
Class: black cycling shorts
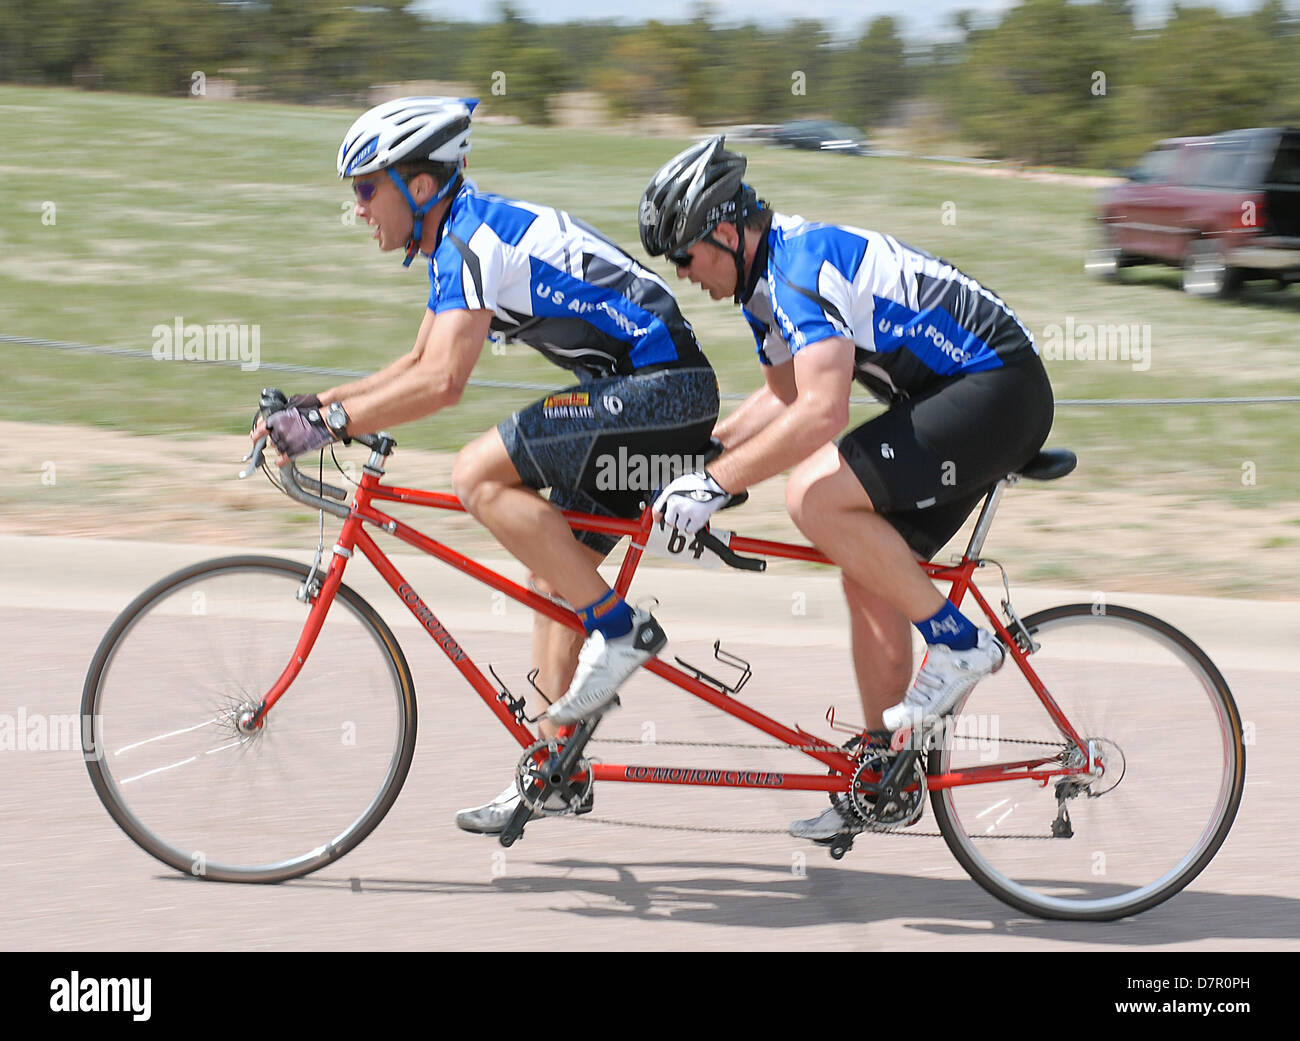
[498,367,719,555]
[837,355,1054,559]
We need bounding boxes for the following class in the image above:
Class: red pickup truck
[1088,127,1300,297]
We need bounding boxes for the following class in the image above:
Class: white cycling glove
[653,471,733,534]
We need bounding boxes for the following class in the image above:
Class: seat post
[961,475,1017,561]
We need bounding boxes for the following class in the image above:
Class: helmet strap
[728,188,769,304]
[736,207,772,305]
[731,221,747,305]
[387,166,462,268]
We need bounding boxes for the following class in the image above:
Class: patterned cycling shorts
[497,367,719,555]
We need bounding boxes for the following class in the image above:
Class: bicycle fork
[244,549,352,730]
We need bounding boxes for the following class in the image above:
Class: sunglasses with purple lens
[352,180,380,202]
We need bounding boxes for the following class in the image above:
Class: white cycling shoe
[546,608,667,725]
[789,731,892,840]
[455,782,592,835]
[789,802,863,841]
[881,629,1005,733]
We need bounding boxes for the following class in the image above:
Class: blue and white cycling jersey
[742,213,1037,403]
[429,182,708,381]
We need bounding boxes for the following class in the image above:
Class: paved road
[2,537,1296,951]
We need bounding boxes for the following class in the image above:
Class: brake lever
[260,387,288,411]
[241,389,285,479]
[240,434,269,479]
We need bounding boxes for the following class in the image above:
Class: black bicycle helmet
[639,136,763,302]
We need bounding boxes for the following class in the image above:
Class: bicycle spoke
[83,558,416,883]
[931,604,1244,920]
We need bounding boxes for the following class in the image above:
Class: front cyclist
[256,99,718,833]
[631,136,1054,840]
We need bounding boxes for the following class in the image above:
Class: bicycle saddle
[1017,449,1077,481]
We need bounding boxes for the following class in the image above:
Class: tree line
[2,0,1298,167]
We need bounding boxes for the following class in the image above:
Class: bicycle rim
[82,556,417,883]
[930,604,1244,921]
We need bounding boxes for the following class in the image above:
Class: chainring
[515,738,594,817]
[846,750,927,827]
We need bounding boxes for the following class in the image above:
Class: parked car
[771,119,870,156]
[718,124,780,144]
[1088,127,1300,296]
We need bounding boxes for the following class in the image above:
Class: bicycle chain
[588,735,1069,752]
[561,735,1071,839]
[568,814,1057,840]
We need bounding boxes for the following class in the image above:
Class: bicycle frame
[252,450,1095,798]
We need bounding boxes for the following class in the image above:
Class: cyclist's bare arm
[712,360,797,450]
[319,308,440,406]
[707,336,854,493]
[337,308,493,435]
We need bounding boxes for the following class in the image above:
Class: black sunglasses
[667,233,725,269]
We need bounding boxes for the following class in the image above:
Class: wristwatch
[324,401,351,442]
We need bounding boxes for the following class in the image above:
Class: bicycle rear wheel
[82,556,417,883]
[929,604,1244,921]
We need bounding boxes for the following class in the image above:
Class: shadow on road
[276,859,1298,944]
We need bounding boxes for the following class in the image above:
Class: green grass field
[3,85,1298,514]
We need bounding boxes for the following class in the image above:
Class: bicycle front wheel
[930,604,1244,921]
[82,556,417,883]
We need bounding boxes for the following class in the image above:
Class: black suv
[772,119,869,156]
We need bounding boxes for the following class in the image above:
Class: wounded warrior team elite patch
[542,392,594,419]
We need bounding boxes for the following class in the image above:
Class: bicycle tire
[81,555,417,883]
[929,603,1244,921]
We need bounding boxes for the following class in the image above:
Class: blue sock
[916,601,978,650]
[576,590,634,640]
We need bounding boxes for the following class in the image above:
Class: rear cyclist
[255,98,718,833]
[632,136,1054,840]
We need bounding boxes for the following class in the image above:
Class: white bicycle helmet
[338,96,479,265]
[337,96,477,177]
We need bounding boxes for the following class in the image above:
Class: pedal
[813,832,856,860]
[498,798,532,847]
